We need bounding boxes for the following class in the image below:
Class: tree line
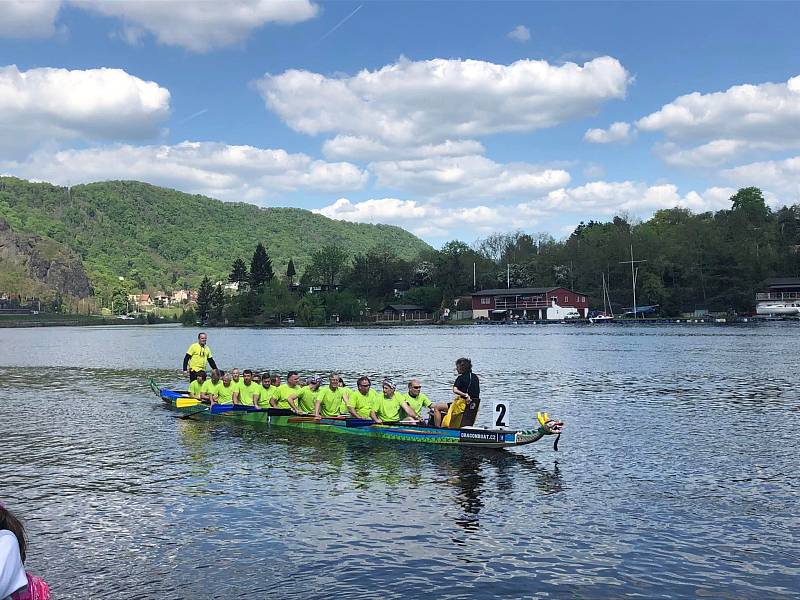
[186,187,800,325]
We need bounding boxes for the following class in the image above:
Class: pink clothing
[10,574,50,600]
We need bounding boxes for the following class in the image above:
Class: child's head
[0,502,27,562]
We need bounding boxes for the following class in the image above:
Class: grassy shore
[0,313,146,327]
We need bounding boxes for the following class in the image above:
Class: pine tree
[210,284,225,323]
[229,258,248,284]
[196,276,213,322]
[250,242,274,291]
[286,258,296,285]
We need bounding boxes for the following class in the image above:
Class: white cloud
[369,154,571,199]
[507,25,530,43]
[322,135,485,161]
[584,121,633,144]
[315,197,537,239]
[722,156,800,199]
[0,1,62,38]
[530,181,734,215]
[257,56,630,145]
[75,0,318,52]
[638,75,800,165]
[1,141,367,202]
[0,64,170,157]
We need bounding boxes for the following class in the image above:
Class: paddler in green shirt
[316,373,347,418]
[200,369,221,403]
[214,372,237,405]
[188,370,207,399]
[255,370,276,409]
[371,379,414,424]
[271,371,303,413]
[237,369,264,407]
[345,376,378,419]
[403,378,438,423]
[296,375,322,414]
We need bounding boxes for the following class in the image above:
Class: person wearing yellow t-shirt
[214,372,237,405]
[371,379,414,424]
[345,376,378,419]
[182,332,218,382]
[237,370,264,407]
[271,371,303,413]
[296,375,322,413]
[187,370,207,400]
[200,369,221,403]
[254,371,278,409]
[403,379,439,423]
[316,373,347,418]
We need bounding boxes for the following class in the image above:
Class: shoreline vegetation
[4,180,800,325]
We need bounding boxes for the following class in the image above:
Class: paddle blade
[176,397,203,408]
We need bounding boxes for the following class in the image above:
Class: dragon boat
[150,379,563,450]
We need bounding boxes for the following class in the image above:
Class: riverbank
[0,314,147,327]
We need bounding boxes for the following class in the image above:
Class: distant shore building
[756,277,800,316]
[471,287,588,320]
[377,303,433,322]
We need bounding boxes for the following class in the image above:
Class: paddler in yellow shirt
[344,376,378,419]
[236,369,264,407]
[200,369,221,403]
[371,379,414,424]
[271,371,303,413]
[187,370,207,400]
[315,373,347,418]
[214,372,237,405]
[182,332,218,382]
[255,370,277,409]
[296,375,322,414]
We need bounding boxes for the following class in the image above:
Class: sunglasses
[411,386,422,389]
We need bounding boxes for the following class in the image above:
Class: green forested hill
[0,177,431,297]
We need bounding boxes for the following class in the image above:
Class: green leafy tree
[322,290,360,321]
[229,258,248,285]
[304,245,350,287]
[196,276,213,321]
[296,294,325,326]
[403,286,443,311]
[286,258,296,285]
[181,307,196,325]
[249,242,274,291]
[261,279,297,322]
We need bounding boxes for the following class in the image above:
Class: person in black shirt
[452,357,480,427]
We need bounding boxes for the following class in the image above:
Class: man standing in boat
[182,332,218,382]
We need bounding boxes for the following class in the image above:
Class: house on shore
[377,304,434,322]
[472,287,589,320]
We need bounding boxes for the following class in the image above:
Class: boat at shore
[150,379,562,450]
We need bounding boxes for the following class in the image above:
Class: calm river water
[1,323,798,598]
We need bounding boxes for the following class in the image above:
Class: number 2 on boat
[493,400,510,428]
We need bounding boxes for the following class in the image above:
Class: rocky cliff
[0,218,92,297]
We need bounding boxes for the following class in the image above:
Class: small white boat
[756,302,800,316]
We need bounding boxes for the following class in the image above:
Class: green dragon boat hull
[153,381,554,450]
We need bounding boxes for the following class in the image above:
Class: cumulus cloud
[322,135,485,161]
[257,56,630,145]
[315,197,537,239]
[507,25,530,43]
[75,0,318,52]
[0,141,367,202]
[369,154,571,199]
[584,121,633,144]
[531,181,735,215]
[638,75,800,166]
[0,1,62,38]
[722,156,800,199]
[0,64,170,157]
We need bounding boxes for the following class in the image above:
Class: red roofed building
[472,287,588,320]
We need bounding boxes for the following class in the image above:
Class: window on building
[480,297,491,305]
[564,296,568,302]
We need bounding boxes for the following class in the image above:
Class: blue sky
[1,1,800,246]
